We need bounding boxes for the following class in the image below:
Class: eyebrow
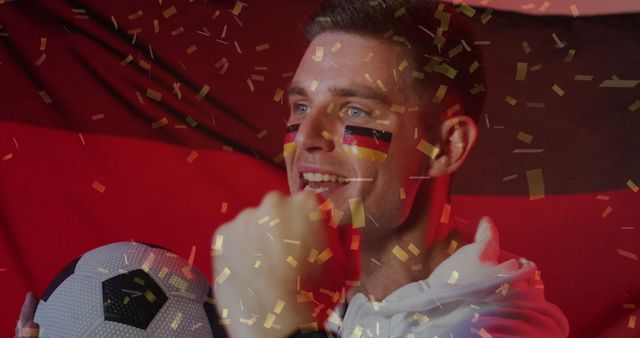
[286,82,392,105]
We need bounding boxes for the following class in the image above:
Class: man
[213,0,569,337]
[16,1,568,337]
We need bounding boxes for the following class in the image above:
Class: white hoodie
[326,217,569,337]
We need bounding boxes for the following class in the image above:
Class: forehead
[292,32,415,101]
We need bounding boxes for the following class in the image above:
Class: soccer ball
[33,242,226,337]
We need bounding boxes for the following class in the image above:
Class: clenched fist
[213,191,359,338]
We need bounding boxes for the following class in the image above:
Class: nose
[296,107,336,153]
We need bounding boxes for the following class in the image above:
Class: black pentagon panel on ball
[203,287,229,337]
[42,256,81,302]
[102,269,168,330]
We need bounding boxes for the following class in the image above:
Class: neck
[348,175,462,302]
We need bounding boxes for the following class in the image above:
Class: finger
[18,292,37,323]
[16,321,39,338]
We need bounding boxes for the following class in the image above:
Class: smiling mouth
[300,172,349,193]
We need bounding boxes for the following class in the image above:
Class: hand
[213,191,359,338]
[14,292,39,338]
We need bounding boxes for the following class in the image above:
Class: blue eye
[294,103,310,115]
[347,106,369,118]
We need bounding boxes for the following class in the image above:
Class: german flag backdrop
[0,1,638,337]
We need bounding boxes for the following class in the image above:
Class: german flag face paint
[283,124,299,157]
[341,125,392,163]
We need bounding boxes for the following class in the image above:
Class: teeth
[304,185,329,193]
[302,172,347,183]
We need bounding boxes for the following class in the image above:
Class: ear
[425,115,478,177]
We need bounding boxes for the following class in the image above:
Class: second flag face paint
[283,124,299,157]
[341,125,392,163]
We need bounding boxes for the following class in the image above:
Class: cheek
[341,125,393,164]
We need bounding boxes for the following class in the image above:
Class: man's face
[285,32,432,230]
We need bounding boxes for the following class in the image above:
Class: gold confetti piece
[183,150,199,163]
[307,249,319,263]
[231,1,247,16]
[364,73,373,83]
[320,130,332,140]
[274,299,285,314]
[212,234,223,256]
[273,88,284,103]
[283,239,301,245]
[521,3,535,10]
[618,249,638,261]
[162,6,177,19]
[1,153,13,161]
[384,105,404,114]
[522,41,531,54]
[447,270,459,285]
[308,210,325,221]
[595,195,610,200]
[92,180,106,193]
[417,139,440,159]
[409,264,423,272]
[262,312,277,328]
[38,90,52,104]
[186,44,198,54]
[120,54,133,66]
[628,315,638,329]
[469,60,479,74]
[255,43,270,52]
[446,240,458,255]
[392,245,409,262]
[300,322,320,333]
[602,206,612,218]
[220,202,228,213]
[350,234,360,250]
[574,74,594,81]
[399,187,406,200]
[411,71,425,79]
[458,4,476,17]
[330,42,342,53]
[349,197,365,228]
[564,49,576,62]
[268,218,280,226]
[408,243,421,256]
[39,37,47,50]
[169,275,188,291]
[316,248,333,264]
[515,62,528,81]
[255,129,268,139]
[440,203,451,224]
[598,79,639,88]
[393,6,406,17]
[246,78,255,92]
[151,117,168,129]
[398,60,408,71]
[254,260,261,268]
[376,80,387,92]
[530,63,543,72]
[144,290,157,303]
[128,10,143,20]
[134,277,145,285]
[34,53,46,66]
[525,102,546,108]
[626,100,640,112]
[478,328,492,338]
[193,84,209,100]
[526,169,545,200]
[153,19,159,33]
[627,179,639,192]
[432,85,447,103]
[215,267,230,284]
[91,113,104,120]
[171,27,184,36]
[502,174,517,182]
[568,4,580,17]
[138,60,151,71]
[310,80,319,91]
[250,74,265,82]
[146,88,162,101]
[312,46,324,62]
[286,256,298,268]
[505,96,518,106]
[517,131,534,144]
[552,84,565,96]
[258,216,270,224]
[448,44,463,58]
